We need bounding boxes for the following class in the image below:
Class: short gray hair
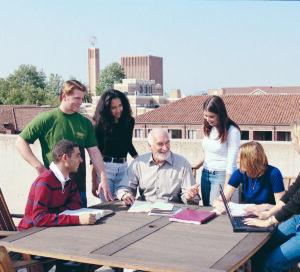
[147,128,169,146]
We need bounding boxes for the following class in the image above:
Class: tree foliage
[0,65,64,106]
[96,62,125,96]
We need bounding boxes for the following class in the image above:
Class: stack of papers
[60,208,114,221]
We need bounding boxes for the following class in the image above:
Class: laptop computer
[219,185,275,232]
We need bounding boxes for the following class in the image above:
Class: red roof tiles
[0,105,54,133]
[222,86,300,94]
[135,94,300,125]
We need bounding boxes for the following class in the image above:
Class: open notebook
[127,200,174,213]
[60,208,114,221]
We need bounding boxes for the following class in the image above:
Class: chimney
[3,123,15,134]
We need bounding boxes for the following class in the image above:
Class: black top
[276,173,300,222]
[95,117,138,159]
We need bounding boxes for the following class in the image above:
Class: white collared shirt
[116,152,198,204]
[49,162,70,193]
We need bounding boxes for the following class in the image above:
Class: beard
[154,150,170,163]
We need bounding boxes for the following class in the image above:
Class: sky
[1,0,300,96]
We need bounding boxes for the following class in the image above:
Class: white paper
[60,208,113,220]
[228,202,252,217]
[212,202,252,216]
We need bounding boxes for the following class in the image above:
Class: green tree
[4,88,24,104]
[45,73,64,96]
[43,73,64,106]
[7,64,46,90]
[0,65,65,106]
[0,78,9,104]
[23,85,48,105]
[96,62,125,96]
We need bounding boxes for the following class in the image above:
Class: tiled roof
[135,94,300,125]
[0,105,54,133]
[222,86,300,94]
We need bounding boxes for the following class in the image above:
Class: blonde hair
[59,80,87,101]
[291,118,300,141]
[239,141,268,178]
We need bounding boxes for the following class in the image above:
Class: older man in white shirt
[117,128,200,205]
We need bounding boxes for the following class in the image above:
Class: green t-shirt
[20,108,97,192]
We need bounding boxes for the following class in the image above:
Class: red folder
[169,209,216,225]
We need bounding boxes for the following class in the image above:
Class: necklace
[250,178,257,190]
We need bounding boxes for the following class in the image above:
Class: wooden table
[0,202,273,272]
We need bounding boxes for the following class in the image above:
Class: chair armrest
[13,259,44,270]
[11,214,24,219]
[0,230,20,237]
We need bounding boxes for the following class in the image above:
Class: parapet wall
[1,135,299,214]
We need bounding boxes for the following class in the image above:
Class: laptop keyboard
[234,216,246,228]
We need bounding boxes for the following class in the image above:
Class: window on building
[241,131,249,140]
[139,85,143,95]
[188,130,197,139]
[168,129,182,139]
[149,85,152,95]
[276,131,291,141]
[135,129,143,138]
[253,131,272,141]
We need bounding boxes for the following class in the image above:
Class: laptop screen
[219,185,236,226]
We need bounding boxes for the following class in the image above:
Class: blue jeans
[79,191,87,208]
[252,215,300,272]
[97,162,127,203]
[201,168,226,206]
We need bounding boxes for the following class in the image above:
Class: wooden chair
[283,176,297,191]
[0,187,32,260]
[0,188,100,272]
[0,245,48,272]
[0,188,23,236]
[0,188,57,271]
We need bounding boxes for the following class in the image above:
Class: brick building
[121,55,163,89]
[0,105,54,134]
[134,94,300,141]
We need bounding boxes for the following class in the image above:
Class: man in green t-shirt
[15,80,113,207]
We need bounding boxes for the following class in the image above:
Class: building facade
[114,78,167,116]
[121,55,163,89]
[114,78,163,96]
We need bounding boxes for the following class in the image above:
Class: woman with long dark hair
[91,89,138,202]
[193,95,241,206]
